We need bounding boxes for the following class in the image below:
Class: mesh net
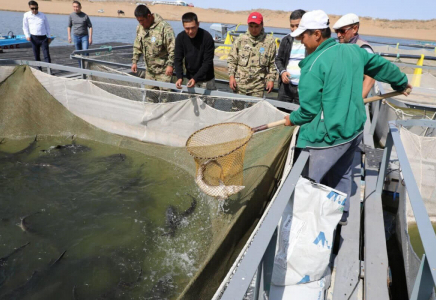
[86,60,253,111]
[395,125,436,299]
[186,123,253,199]
[0,65,294,300]
[399,126,436,223]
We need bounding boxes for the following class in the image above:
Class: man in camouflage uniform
[228,12,277,100]
[131,5,175,95]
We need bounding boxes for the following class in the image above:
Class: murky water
[408,222,436,259]
[0,137,213,299]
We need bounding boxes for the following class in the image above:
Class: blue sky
[196,0,436,20]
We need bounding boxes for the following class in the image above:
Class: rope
[382,99,416,119]
[97,64,135,77]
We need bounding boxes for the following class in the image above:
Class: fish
[150,274,174,299]
[0,242,30,266]
[0,250,66,300]
[18,211,41,233]
[0,242,31,287]
[195,159,245,199]
[96,268,143,299]
[0,136,38,162]
[162,194,197,237]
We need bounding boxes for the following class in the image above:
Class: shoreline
[1,0,436,42]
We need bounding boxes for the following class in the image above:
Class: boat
[0,32,31,50]
[0,31,56,51]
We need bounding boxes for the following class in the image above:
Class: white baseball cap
[290,10,330,37]
[333,13,360,29]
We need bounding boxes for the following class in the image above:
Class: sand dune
[1,0,436,42]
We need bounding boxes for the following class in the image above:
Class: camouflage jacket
[227,30,277,91]
[132,13,175,74]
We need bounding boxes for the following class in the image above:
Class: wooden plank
[364,161,390,300]
[332,151,363,300]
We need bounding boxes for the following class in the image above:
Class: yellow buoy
[411,54,424,87]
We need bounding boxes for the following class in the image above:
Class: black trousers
[30,35,51,63]
[278,82,299,105]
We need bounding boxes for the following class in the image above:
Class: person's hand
[68,36,72,43]
[131,63,137,73]
[284,115,293,126]
[187,79,196,88]
[266,81,274,93]
[165,66,173,76]
[175,78,183,89]
[402,83,413,96]
[89,37,92,46]
[229,76,237,91]
[281,72,290,84]
[26,37,30,42]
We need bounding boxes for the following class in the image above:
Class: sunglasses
[30,7,38,10]
[335,27,352,35]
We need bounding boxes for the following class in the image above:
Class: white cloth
[286,40,305,85]
[23,11,51,38]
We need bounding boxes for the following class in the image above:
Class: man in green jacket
[284,10,411,225]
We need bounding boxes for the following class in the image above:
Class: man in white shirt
[275,9,306,105]
[23,1,52,64]
[333,13,375,98]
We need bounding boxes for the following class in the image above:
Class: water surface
[0,136,213,299]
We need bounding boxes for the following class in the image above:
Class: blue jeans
[74,35,89,53]
[74,35,89,67]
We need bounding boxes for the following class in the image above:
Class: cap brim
[290,27,305,37]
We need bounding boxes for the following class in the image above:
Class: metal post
[79,57,86,80]
[410,254,434,300]
[253,262,263,300]
[376,131,393,194]
[369,100,381,135]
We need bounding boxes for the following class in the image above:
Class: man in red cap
[227,12,277,102]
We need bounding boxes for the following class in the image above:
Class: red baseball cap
[247,12,263,24]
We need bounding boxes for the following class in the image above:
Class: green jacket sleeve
[163,25,175,67]
[227,38,239,77]
[290,72,323,125]
[361,49,408,91]
[266,41,277,82]
[132,26,142,64]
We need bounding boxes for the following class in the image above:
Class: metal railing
[0,59,298,111]
[378,120,436,300]
[370,82,436,137]
[217,151,310,299]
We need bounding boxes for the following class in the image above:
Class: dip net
[186,123,253,199]
[0,65,294,300]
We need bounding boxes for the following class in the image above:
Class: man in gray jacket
[275,9,306,105]
[67,1,93,55]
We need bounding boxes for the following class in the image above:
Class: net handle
[251,89,412,133]
[252,119,286,133]
[364,88,412,104]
